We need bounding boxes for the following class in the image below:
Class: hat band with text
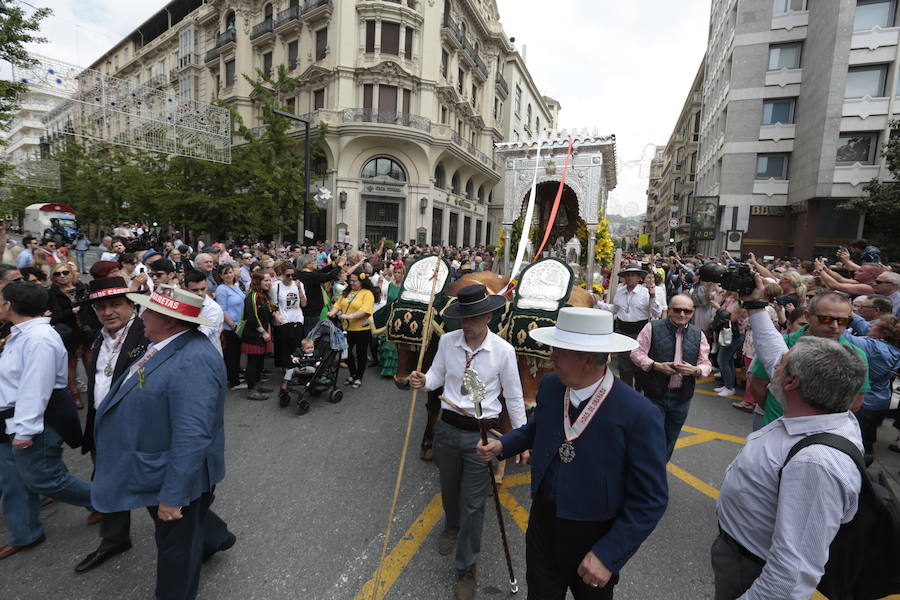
[149,292,202,318]
[90,287,130,300]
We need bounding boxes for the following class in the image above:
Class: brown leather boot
[455,564,476,600]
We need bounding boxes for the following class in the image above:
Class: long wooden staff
[369,251,444,600]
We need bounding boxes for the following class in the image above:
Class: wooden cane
[475,406,519,594]
[369,251,444,600]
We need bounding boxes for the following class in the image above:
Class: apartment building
[642,146,665,245]
[84,0,553,246]
[2,89,67,166]
[695,0,899,258]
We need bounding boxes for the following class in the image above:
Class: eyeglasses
[814,315,851,326]
[856,304,876,310]
[670,307,694,315]
[54,270,71,276]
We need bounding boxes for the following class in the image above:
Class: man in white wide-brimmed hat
[91,285,235,600]
[477,306,668,599]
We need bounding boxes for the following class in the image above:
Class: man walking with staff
[477,307,668,598]
[409,284,527,600]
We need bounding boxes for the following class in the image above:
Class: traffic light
[669,229,675,244]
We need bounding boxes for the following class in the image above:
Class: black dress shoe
[74,542,132,574]
[203,532,236,562]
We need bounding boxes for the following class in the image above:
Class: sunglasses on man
[814,315,851,326]
[670,307,694,315]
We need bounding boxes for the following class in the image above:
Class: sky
[10,0,711,217]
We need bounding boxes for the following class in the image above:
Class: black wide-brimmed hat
[617,264,649,278]
[76,277,131,305]
[444,284,507,318]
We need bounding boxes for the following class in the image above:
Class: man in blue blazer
[478,307,668,599]
[92,285,235,600]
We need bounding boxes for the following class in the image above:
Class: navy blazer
[91,330,226,513]
[499,373,668,573]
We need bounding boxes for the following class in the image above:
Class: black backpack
[782,433,900,600]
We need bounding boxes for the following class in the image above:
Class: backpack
[782,433,900,600]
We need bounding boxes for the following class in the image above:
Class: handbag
[235,318,247,338]
[717,322,733,348]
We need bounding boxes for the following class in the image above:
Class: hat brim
[618,269,648,278]
[443,294,507,318]
[126,293,214,327]
[75,291,131,307]
[529,326,639,353]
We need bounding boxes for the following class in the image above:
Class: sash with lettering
[559,367,614,463]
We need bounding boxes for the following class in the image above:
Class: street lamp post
[272,108,312,242]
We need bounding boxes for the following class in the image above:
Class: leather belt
[718,524,765,566]
[440,409,499,432]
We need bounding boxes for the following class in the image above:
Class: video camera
[698,262,756,296]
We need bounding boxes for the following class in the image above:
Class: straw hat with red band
[76,277,132,306]
[127,284,213,326]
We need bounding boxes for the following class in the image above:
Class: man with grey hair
[712,275,868,600]
[849,294,893,335]
[871,271,900,317]
[193,253,218,299]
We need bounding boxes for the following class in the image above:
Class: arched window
[434,163,446,189]
[526,104,532,127]
[264,3,273,19]
[311,155,328,177]
[474,42,479,57]
[460,21,467,41]
[535,116,540,133]
[225,11,236,33]
[477,185,485,204]
[465,180,474,200]
[451,172,461,194]
[361,156,407,181]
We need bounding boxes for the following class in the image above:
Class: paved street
[3,356,899,600]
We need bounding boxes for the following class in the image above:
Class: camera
[698,262,756,296]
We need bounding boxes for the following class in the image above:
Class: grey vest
[641,319,702,403]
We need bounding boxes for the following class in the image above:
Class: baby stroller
[291,318,348,415]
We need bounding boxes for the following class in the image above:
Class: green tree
[840,119,900,258]
[0,3,50,179]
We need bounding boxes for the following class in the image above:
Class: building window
[457,67,464,94]
[767,42,801,70]
[846,65,887,97]
[441,50,448,77]
[315,28,327,61]
[465,180,474,200]
[432,208,443,246]
[451,172,460,194]
[475,219,482,245]
[313,88,325,110]
[526,103,532,126]
[404,27,413,60]
[463,216,471,246]
[773,0,807,13]
[434,164,446,189]
[288,40,299,70]
[762,98,796,124]
[381,22,400,55]
[363,84,374,110]
[284,97,296,113]
[403,88,411,114]
[756,153,790,179]
[361,156,406,181]
[836,132,879,164]
[448,212,459,244]
[365,21,376,53]
[441,105,448,124]
[854,0,895,31]
[225,59,236,87]
[379,85,398,112]
[535,116,540,132]
[515,85,522,115]
[262,52,272,77]
[179,76,194,100]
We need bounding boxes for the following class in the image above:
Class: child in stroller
[291,338,319,377]
[284,322,345,413]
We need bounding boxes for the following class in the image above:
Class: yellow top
[334,289,375,332]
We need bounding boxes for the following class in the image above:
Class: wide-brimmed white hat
[529,307,639,353]
[127,285,213,327]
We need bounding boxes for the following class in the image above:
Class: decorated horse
[373,255,593,460]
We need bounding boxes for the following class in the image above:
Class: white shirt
[94,316,137,409]
[423,329,527,429]
[717,412,862,600]
[271,281,305,324]
[596,284,661,322]
[199,295,224,355]
[569,379,600,409]
[100,251,119,261]
[0,318,68,440]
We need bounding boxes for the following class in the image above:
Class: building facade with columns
[86,0,554,246]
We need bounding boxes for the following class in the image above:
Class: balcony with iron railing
[216,29,237,49]
[205,47,220,63]
[441,14,464,48]
[251,18,273,41]
[341,108,432,133]
[177,53,202,69]
[274,5,300,29]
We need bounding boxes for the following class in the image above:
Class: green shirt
[750,325,871,424]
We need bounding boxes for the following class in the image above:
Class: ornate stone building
[495,130,617,285]
[87,0,555,245]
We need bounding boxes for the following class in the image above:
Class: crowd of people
[1,216,899,600]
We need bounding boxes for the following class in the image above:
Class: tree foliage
[1,63,330,241]
[840,119,900,257]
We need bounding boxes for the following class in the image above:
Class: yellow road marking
[497,488,531,533]
[675,433,715,450]
[355,493,444,600]
[682,425,747,445]
[667,463,720,500]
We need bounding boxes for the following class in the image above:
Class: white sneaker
[713,386,726,392]
[717,388,735,397]
[230,383,248,390]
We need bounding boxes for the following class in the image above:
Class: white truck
[23,202,80,243]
